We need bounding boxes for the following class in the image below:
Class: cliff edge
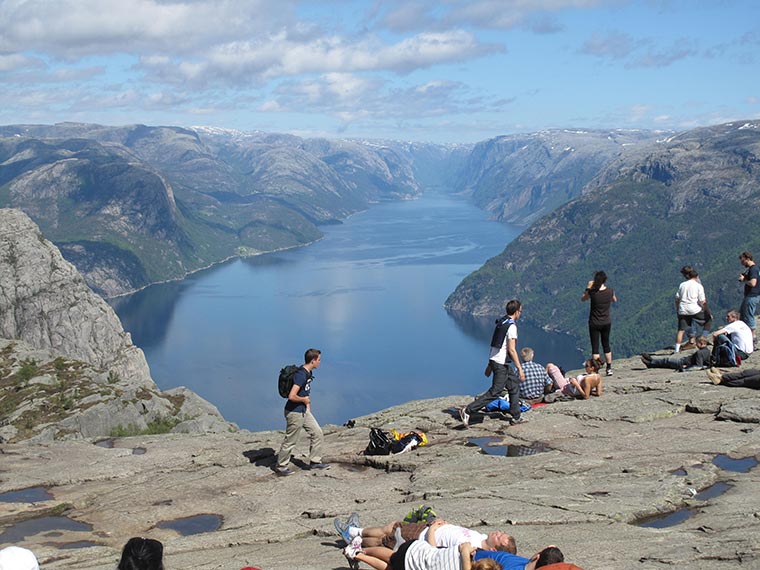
[0,208,235,442]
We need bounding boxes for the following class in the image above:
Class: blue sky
[1,0,758,143]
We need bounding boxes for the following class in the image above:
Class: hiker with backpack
[710,310,753,367]
[274,348,330,476]
[460,299,526,427]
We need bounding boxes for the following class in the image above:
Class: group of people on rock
[456,281,610,429]
[333,511,582,570]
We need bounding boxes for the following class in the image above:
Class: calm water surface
[113,193,582,431]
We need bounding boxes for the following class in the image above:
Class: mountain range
[446,120,760,356]
[0,123,656,299]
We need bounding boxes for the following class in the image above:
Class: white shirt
[676,279,705,315]
[405,541,461,570]
[723,320,754,354]
[489,323,517,365]
[419,524,487,549]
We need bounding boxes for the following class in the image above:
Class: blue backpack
[711,342,740,367]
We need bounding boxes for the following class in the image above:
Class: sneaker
[309,462,330,470]
[343,536,363,570]
[681,341,696,350]
[640,352,653,362]
[458,407,470,427]
[334,517,351,544]
[347,511,360,529]
[706,367,723,385]
[275,467,294,477]
[509,417,527,426]
[606,368,613,377]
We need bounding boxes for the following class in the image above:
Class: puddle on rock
[94,438,115,448]
[46,540,102,549]
[712,454,758,473]
[694,481,732,501]
[670,468,688,476]
[132,447,147,455]
[637,508,697,529]
[467,437,551,457]
[0,516,93,543]
[0,487,53,503]
[156,514,222,536]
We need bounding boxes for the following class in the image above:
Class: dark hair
[505,299,522,316]
[740,251,753,261]
[584,358,602,372]
[117,537,164,570]
[535,546,564,568]
[304,348,321,364]
[680,265,698,279]
[590,271,607,292]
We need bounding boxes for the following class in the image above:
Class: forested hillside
[446,121,760,356]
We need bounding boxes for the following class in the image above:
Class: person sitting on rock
[335,513,516,554]
[707,367,760,388]
[117,537,165,570]
[518,347,554,403]
[641,336,711,371]
[545,363,582,398]
[711,310,754,362]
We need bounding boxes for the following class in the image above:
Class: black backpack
[278,364,300,398]
[364,428,393,455]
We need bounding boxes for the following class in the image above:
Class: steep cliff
[455,129,662,225]
[446,120,760,356]
[0,209,235,442]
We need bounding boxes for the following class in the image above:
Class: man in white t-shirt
[711,310,754,359]
[674,266,708,352]
[460,299,526,427]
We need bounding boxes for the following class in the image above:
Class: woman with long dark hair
[581,271,617,376]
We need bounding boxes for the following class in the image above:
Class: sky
[0,0,758,143]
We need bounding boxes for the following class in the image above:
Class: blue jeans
[740,295,759,330]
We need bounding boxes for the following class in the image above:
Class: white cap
[0,546,40,570]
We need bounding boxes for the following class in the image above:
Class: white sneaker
[343,536,363,569]
[459,407,470,427]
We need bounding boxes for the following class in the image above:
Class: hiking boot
[343,536,363,570]
[640,352,653,362]
[275,467,294,477]
[681,341,696,350]
[707,367,723,385]
[334,517,352,544]
[458,407,470,427]
[640,355,652,367]
[606,367,613,376]
[509,417,527,426]
[347,512,360,529]
[308,462,330,470]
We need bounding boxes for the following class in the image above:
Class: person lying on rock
[546,360,602,399]
[343,521,503,570]
[640,336,710,371]
[473,544,565,570]
[707,367,760,388]
[335,513,516,554]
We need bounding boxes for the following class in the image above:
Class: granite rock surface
[1,353,758,569]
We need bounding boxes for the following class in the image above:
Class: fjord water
[113,193,582,431]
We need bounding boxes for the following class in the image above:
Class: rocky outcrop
[0,353,758,569]
[0,209,235,441]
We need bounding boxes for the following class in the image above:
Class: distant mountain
[0,123,426,296]
[446,120,760,357]
[455,129,663,225]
